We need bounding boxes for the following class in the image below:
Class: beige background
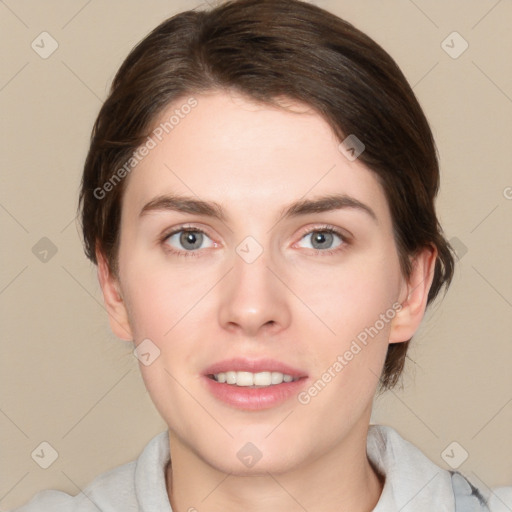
[1,0,511,509]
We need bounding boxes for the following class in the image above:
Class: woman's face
[106,90,416,475]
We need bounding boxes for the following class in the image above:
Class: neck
[165,423,384,512]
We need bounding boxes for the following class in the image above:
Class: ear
[96,248,133,341]
[389,245,437,344]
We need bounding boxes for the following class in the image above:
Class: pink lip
[203,377,308,411]
[202,358,309,411]
[203,357,307,378]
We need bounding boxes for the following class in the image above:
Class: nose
[217,245,292,338]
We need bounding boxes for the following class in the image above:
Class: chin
[196,434,304,476]
[207,452,300,477]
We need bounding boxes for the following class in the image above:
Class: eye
[163,227,216,256]
[296,226,346,253]
[161,225,348,257]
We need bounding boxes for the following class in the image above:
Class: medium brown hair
[79,0,455,391]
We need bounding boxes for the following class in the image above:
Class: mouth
[202,358,308,410]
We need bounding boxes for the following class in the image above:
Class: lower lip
[202,375,308,411]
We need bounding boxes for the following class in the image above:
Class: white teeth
[271,371,283,385]
[212,371,299,387]
[253,371,271,386]
[236,371,254,387]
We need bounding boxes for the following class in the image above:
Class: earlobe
[96,248,133,341]
[388,245,438,344]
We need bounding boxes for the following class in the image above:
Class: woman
[12,0,511,510]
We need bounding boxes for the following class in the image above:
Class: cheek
[120,259,210,418]
[120,253,214,341]
[293,249,401,338]
[292,247,401,393]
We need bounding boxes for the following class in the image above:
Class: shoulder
[367,424,512,511]
[9,430,170,512]
[10,461,137,512]
[450,471,512,512]
[486,485,512,512]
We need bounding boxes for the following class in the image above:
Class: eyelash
[160,224,350,258]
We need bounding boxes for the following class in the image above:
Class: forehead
[123,90,390,224]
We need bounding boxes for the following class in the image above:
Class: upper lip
[203,358,308,378]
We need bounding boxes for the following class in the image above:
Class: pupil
[313,231,332,249]
[181,231,202,250]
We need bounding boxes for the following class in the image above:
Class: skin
[97,90,436,512]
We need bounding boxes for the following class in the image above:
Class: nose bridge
[217,236,291,335]
[234,239,273,291]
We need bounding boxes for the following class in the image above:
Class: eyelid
[294,223,352,244]
[161,223,216,242]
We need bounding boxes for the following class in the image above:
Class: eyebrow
[139,193,377,223]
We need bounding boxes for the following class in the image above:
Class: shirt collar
[367,424,455,511]
[134,425,456,511]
